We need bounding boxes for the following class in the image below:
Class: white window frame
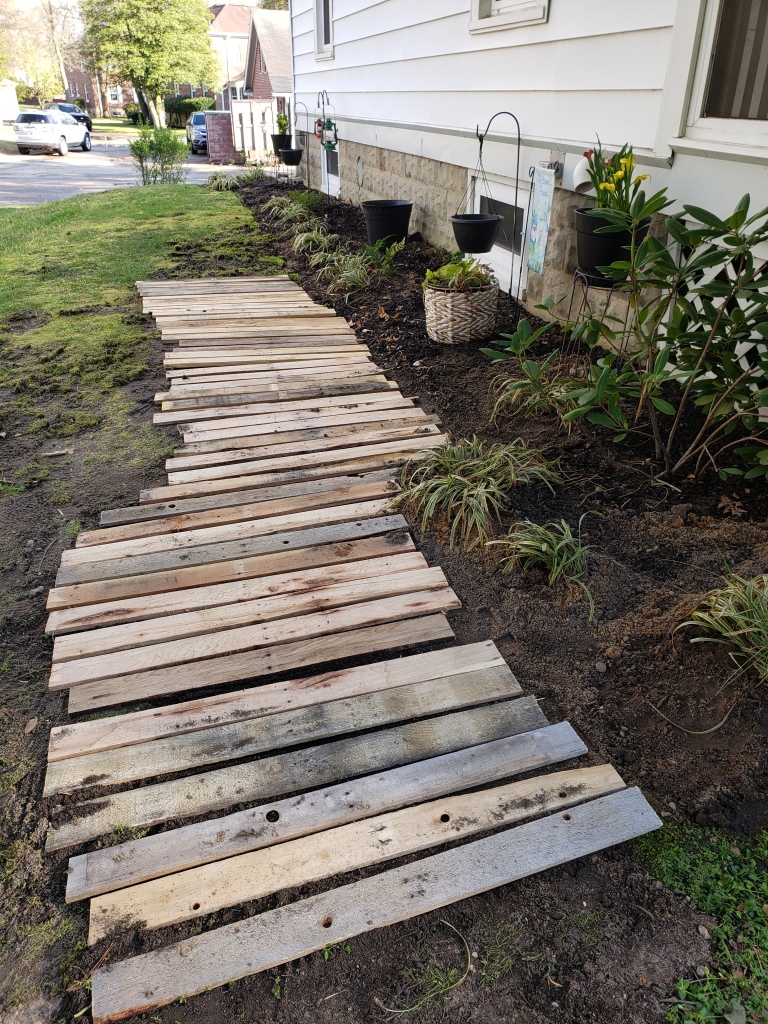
[314,0,334,60]
[469,0,549,34]
[685,0,768,148]
[470,173,531,299]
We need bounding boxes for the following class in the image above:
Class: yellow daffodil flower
[599,182,616,193]
[633,174,650,183]
[613,170,625,180]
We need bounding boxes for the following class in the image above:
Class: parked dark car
[47,102,93,133]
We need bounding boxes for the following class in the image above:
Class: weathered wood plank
[164,346,366,366]
[45,665,515,795]
[89,764,622,943]
[153,389,405,425]
[64,720,575,901]
[51,566,449,663]
[159,382,399,417]
[164,437,444,485]
[51,519,410,597]
[175,416,437,458]
[176,398,419,441]
[47,693,540,850]
[65,612,454,713]
[55,511,407,586]
[47,551,426,637]
[99,470,398,527]
[89,789,660,1022]
[165,357,372,381]
[50,642,505,760]
[163,425,440,475]
[156,367,383,400]
[61,498,393,567]
[159,376,392,409]
[49,585,459,690]
[78,479,399,548]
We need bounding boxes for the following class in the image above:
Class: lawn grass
[0,184,280,444]
[637,822,768,1022]
[90,117,139,136]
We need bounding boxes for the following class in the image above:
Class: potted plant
[361,199,413,246]
[574,142,653,282]
[449,212,503,253]
[423,259,498,344]
[271,112,291,155]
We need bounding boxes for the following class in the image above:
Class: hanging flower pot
[271,133,291,155]
[423,259,498,345]
[361,200,413,246]
[575,209,651,283]
[279,148,303,166]
[449,213,503,254]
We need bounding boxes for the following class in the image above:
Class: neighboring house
[64,60,137,116]
[224,8,292,160]
[290,0,768,310]
[209,1,258,111]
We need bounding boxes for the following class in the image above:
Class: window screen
[479,195,523,254]
[325,149,339,176]
[322,0,332,46]
[705,0,768,120]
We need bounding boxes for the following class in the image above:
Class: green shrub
[393,436,559,549]
[129,125,189,185]
[123,101,141,124]
[164,95,215,128]
[424,259,495,292]
[72,97,86,110]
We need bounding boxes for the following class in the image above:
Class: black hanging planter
[450,213,503,254]
[575,209,651,284]
[271,133,291,155]
[361,200,413,246]
[279,148,303,166]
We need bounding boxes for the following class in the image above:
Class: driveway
[0,137,213,205]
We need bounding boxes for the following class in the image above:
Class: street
[0,136,213,205]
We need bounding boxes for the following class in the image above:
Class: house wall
[206,110,245,164]
[250,41,273,101]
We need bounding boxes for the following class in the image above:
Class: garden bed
[238,178,768,837]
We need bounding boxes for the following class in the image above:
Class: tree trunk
[154,95,166,128]
[144,93,162,129]
[135,89,150,123]
[92,70,105,118]
[41,0,70,98]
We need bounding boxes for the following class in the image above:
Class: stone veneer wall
[296,133,465,252]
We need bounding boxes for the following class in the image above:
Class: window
[479,195,524,254]
[315,0,333,58]
[704,0,768,120]
[469,0,549,33]
[685,0,768,146]
[322,148,340,197]
[109,86,120,103]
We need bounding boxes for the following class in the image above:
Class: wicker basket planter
[424,282,499,344]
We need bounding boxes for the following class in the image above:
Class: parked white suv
[14,110,91,156]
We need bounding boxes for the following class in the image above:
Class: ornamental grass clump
[488,517,595,619]
[393,437,559,549]
[682,573,768,685]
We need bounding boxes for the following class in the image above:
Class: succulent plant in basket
[423,258,498,344]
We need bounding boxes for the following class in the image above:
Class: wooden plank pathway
[41,274,660,1022]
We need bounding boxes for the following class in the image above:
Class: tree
[80,0,221,127]
[40,0,79,98]
[258,0,288,8]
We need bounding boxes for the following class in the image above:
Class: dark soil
[4,179,765,1024]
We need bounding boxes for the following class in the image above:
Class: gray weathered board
[40,276,661,1023]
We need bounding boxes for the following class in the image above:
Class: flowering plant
[582,141,650,213]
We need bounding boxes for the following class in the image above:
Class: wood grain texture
[89,764,623,942]
[49,586,459,690]
[51,566,451,664]
[153,389,406,425]
[47,693,541,850]
[47,549,421,636]
[65,612,454,713]
[64,720,575,901]
[49,642,505,760]
[55,513,409,587]
[77,479,400,548]
[45,665,515,794]
[90,789,661,1022]
[98,470,399,528]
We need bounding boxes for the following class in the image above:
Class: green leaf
[612,433,627,442]
[683,204,728,230]
[651,397,676,415]
[587,412,619,428]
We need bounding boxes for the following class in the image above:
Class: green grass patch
[637,822,768,1022]
[0,184,282,460]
